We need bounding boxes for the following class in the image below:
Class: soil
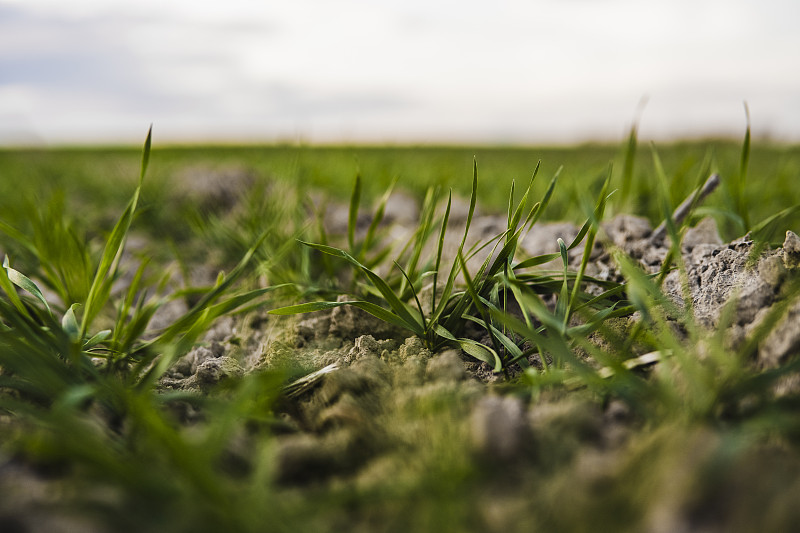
[162,191,800,465]
[3,185,800,532]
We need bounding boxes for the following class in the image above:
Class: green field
[3,138,799,239]
[2,133,800,532]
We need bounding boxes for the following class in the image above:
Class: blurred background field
[2,139,798,242]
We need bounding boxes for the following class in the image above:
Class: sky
[0,0,798,145]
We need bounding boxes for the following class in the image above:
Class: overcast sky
[1,0,798,145]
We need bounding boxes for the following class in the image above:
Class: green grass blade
[432,190,453,316]
[507,184,524,237]
[490,302,593,374]
[620,125,638,208]
[138,234,270,353]
[567,165,612,319]
[140,124,152,182]
[115,300,163,355]
[0,220,38,256]
[81,128,151,338]
[440,240,497,333]
[464,158,479,248]
[434,324,500,368]
[61,303,81,342]
[84,329,111,350]
[114,258,151,345]
[572,283,628,313]
[348,173,361,251]
[750,204,800,248]
[462,313,526,367]
[362,176,397,260]
[525,165,560,230]
[401,186,438,296]
[507,180,516,230]
[3,256,51,315]
[458,252,504,370]
[269,300,354,315]
[650,142,670,200]
[513,252,561,270]
[738,102,751,231]
[394,261,428,332]
[175,285,295,339]
[0,261,31,319]
[432,161,482,326]
[555,238,570,330]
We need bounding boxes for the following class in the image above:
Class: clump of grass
[510,144,800,437]
[269,159,628,374]
[0,128,281,405]
[0,128,301,532]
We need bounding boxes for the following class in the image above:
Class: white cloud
[0,0,798,144]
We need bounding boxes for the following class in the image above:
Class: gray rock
[600,214,671,270]
[662,241,761,327]
[759,254,787,288]
[603,214,653,249]
[758,299,800,368]
[520,221,581,267]
[681,216,722,251]
[736,274,777,326]
[783,230,800,269]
